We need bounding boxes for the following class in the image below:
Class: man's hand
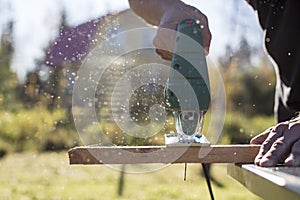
[250,117,300,167]
[129,0,211,60]
[154,1,211,60]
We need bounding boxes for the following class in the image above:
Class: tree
[217,26,276,116]
[0,21,20,110]
[22,71,41,107]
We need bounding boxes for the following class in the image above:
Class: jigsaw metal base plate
[164,133,210,146]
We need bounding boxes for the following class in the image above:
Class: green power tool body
[164,18,211,146]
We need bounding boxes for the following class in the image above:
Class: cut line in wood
[68,145,260,165]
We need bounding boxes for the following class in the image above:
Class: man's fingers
[155,49,172,61]
[253,123,288,166]
[250,128,272,144]
[258,123,300,167]
[259,136,289,166]
[285,140,300,166]
[153,2,212,60]
[202,28,211,55]
[260,123,288,154]
[284,123,300,166]
[199,16,211,55]
[154,23,211,60]
[251,128,272,165]
[153,27,176,61]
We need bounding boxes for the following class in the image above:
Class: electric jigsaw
[164,18,211,146]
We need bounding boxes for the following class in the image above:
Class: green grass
[0,152,261,200]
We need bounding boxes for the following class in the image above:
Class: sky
[0,0,264,82]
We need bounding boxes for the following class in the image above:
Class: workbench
[227,164,300,200]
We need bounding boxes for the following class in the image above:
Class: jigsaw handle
[165,18,210,111]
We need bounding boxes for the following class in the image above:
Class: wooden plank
[227,164,300,199]
[68,145,260,165]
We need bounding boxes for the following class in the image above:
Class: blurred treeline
[0,15,275,158]
[0,23,80,157]
[218,40,276,144]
